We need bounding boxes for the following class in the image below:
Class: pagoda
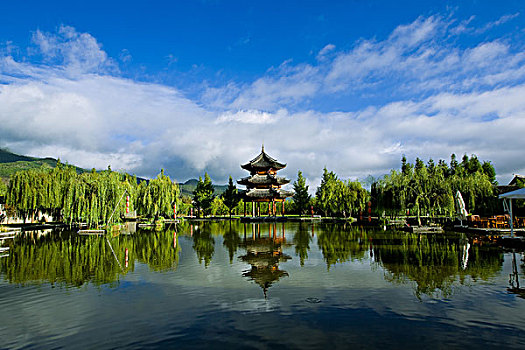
[239,223,291,298]
[238,146,293,217]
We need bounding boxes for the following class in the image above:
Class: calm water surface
[1,221,525,349]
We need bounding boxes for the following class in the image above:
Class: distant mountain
[0,149,37,163]
[0,149,86,180]
[0,149,229,196]
[179,178,228,198]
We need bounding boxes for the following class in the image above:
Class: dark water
[1,221,525,349]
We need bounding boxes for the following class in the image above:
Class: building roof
[243,188,294,200]
[237,173,290,186]
[508,174,525,186]
[241,146,286,172]
[500,187,525,199]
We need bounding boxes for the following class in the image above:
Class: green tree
[0,179,8,197]
[482,161,497,185]
[193,173,214,217]
[137,169,179,222]
[221,176,240,217]
[315,168,338,217]
[373,154,496,220]
[293,171,310,216]
[210,197,229,216]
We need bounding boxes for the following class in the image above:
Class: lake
[1,221,525,349]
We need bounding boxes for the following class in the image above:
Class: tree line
[4,153,507,222]
[191,154,503,219]
[189,168,368,218]
[6,163,179,226]
[372,154,498,222]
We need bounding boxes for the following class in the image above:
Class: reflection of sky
[1,226,525,348]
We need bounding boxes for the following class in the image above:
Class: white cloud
[475,12,520,33]
[1,15,525,187]
[317,44,336,60]
[31,25,116,74]
[203,14,525,110]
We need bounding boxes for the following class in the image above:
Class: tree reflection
[0,228,181,286]
[191,225,215,267]
[314,224,504,298]
[317,224,369,268]
[223,222,242,263]
[370,231,503,299]
[293,222,312,266]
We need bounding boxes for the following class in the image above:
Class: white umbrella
[455,190,468,227]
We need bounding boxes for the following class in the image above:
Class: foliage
[0,228,181,286]
[372,154,497,219]
[223,222,242,263]
[315,167,368,217]
[136,169,179,220]
[210,197,229,216]
[374,231,503,299]
[0,178,7,197]
[315,168,339,217]
[0,148,85,182]
[293,223,312,266]
[192,173,215,217]
[317,224,369,268]
[221,176,240,217]
[6,164,179,225]
[192,225,215,267]
[293,171,311,216]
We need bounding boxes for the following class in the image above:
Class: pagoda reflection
[239,223,291,297]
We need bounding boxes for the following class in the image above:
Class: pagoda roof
[239,251,291,268]
[237,174,290,186]
[243,188,294,200]
[241,146,286,172]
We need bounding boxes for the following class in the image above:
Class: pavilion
[238,146,293,217]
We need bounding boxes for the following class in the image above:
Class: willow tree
[372,154,496,219]
[315,168,368,218]
[61,169,138,226]
[315,168,338,217]
[7,163,77,222]
[7,164,142,226]
[136,169,179,221]
[0,179,8,197]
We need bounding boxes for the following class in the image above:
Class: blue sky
[1,0,525,187]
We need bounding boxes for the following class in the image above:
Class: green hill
[0,149,85,181]
[0,149,36,163]
[0,149,229,198]
[179,179,228,198]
